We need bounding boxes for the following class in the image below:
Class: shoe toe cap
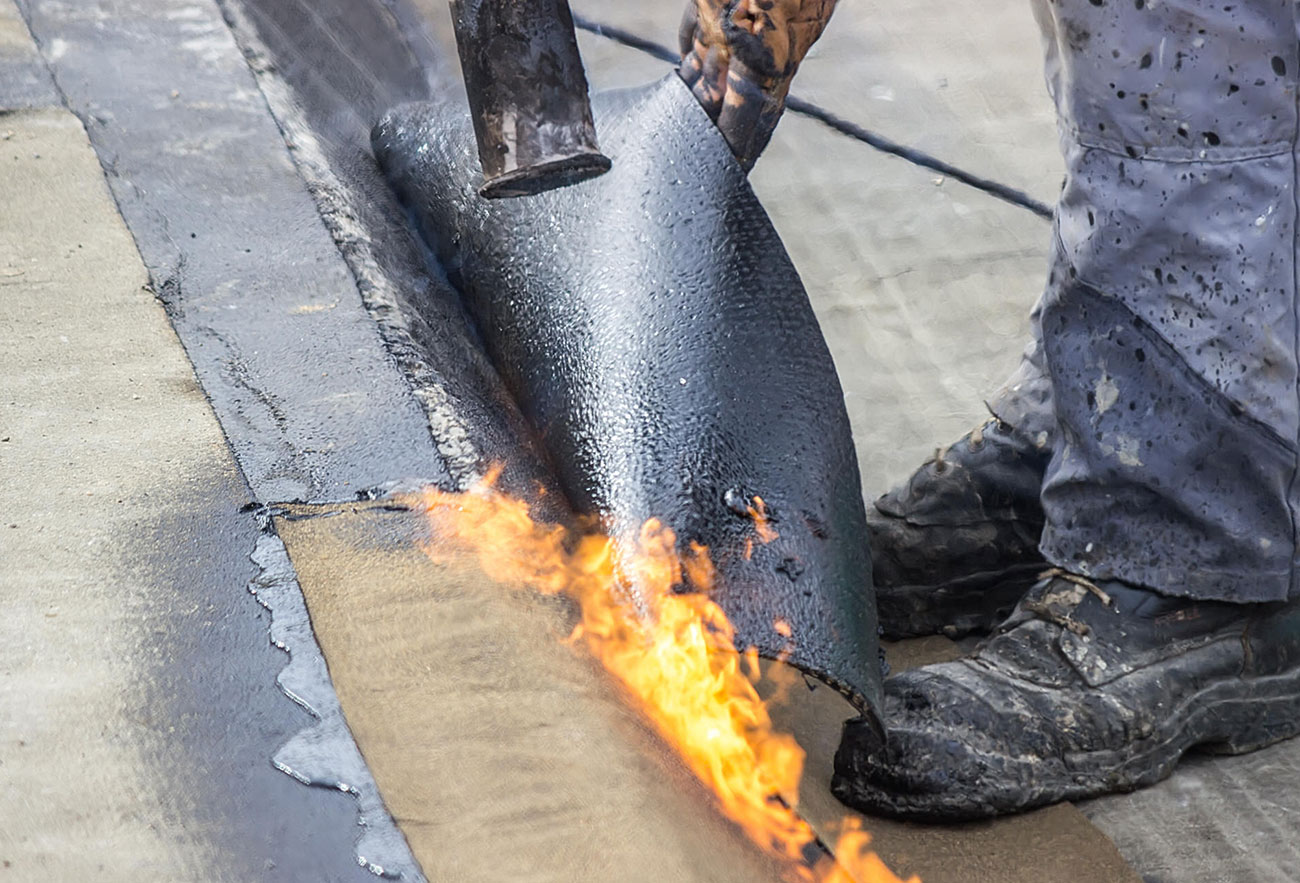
[831,665,1058,820]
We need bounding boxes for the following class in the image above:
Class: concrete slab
[16,0,447,503]
[0,107,376,881]
[1081,744,1300,883]
[0,0,56,107]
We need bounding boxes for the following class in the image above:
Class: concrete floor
[0,103,377,881]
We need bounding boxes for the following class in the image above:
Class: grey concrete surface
[17,0,447,503]
[0,0,55,106]
[0,107,376,882]
[1082,746,1300,883]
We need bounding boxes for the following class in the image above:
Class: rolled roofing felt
[372,74,884,732]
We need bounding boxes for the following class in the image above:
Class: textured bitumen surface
[214,0,558,496]
[560,0,1060,497]
[374,77,884,728]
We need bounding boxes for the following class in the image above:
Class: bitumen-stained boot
[870,419,1051,639]
[832,571,1300,821]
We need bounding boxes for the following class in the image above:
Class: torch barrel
[449,0,611,198]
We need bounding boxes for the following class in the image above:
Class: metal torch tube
[448,0,611,198]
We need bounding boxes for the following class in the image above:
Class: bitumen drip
[248,529,427,882]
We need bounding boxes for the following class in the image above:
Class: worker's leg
[836,0,1300,819]
[1030,0,1300,602]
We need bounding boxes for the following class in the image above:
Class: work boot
[870,419,1051,640]
[832,572,1300,821]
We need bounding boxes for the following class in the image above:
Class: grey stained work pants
[990,0,1300,602]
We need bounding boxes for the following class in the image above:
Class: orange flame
[750,494,779,545]
[416,469,916,883]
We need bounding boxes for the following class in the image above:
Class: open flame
[416,469,916,883]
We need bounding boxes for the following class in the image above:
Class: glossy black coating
[373,74,883,726]
[449,0,611,197]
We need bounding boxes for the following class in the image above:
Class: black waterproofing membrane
[373,74,884,730]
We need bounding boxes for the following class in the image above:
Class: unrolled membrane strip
[372,74,884,732]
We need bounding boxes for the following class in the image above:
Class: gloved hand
[679,0,838,170]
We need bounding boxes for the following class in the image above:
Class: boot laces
[1039,567,1113,606]
[1016,568,1113,637]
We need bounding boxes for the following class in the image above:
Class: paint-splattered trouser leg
[996,0,1300,603]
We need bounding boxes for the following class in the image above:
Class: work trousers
[991,0,1300,602]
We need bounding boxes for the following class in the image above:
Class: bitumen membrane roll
[372,73,884,729]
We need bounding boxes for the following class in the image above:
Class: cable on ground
[573,14,1055,220]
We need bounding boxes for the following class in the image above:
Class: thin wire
[572,14,1055,221]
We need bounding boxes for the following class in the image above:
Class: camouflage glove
[678,0,838,170]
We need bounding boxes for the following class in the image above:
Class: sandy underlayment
[277,501,1137,883]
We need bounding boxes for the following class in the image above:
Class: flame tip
[420,481,912,883]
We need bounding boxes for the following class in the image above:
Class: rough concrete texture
[276,502,1136,883]
[0,0,56,106]
[17,0,448,503]
[1082,750,1300,883]
[0,108,376,882]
